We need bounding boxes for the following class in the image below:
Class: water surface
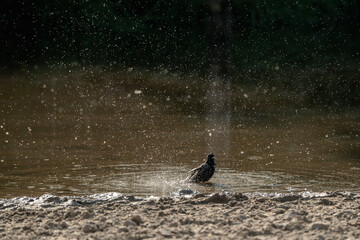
[0,72,359,198]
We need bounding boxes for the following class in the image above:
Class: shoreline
[1,191,359,239]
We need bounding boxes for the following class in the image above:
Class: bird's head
[206,153,216,166]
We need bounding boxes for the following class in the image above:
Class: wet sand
[0,191,359,239]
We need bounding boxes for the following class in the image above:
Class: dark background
[1,0,359,106]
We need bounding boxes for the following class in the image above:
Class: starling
[185,153,216,183]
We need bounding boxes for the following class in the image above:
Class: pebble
[59,222,68,229]
[228,201,237,206]
[131,215,143,224]
[44,196,61,204]
[204,193,229,203]
[127,196,136,202]
[317,199,335,206]
[169,222,178,228]
[83,224,97,233]
[311,223,329,231]
[178,208,186,214]
[41,204,57,208]
[262,223,273,234]
[179,189,194,195]
[124,220,137,227]
[44,221,57,230]
[238,214,247,219]
[158,228,172,237]
[284,210,299,220]
[231,193,249,201]
[193,193,205,198]
[283,221,304,231]
[82,211,95,219]
[118,227,129,232]
[180,217,191,225]
[64,210,81,219]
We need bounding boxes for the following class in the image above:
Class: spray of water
[206,70,231,160]
[206,0,232,160]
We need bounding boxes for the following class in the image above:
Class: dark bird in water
[185,153,216,183]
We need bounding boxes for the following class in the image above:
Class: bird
[184,153,216,183]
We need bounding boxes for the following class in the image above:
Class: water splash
[205,74,231,158]
[206,0,232,160]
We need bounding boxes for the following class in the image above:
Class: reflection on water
[0,72,359,198]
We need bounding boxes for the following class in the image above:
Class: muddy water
[0,72,359,198]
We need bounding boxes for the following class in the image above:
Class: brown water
[0,71,359,198]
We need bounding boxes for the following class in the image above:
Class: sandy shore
[0,191,359,239]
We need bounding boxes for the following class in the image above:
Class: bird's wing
[190,164,207,174]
